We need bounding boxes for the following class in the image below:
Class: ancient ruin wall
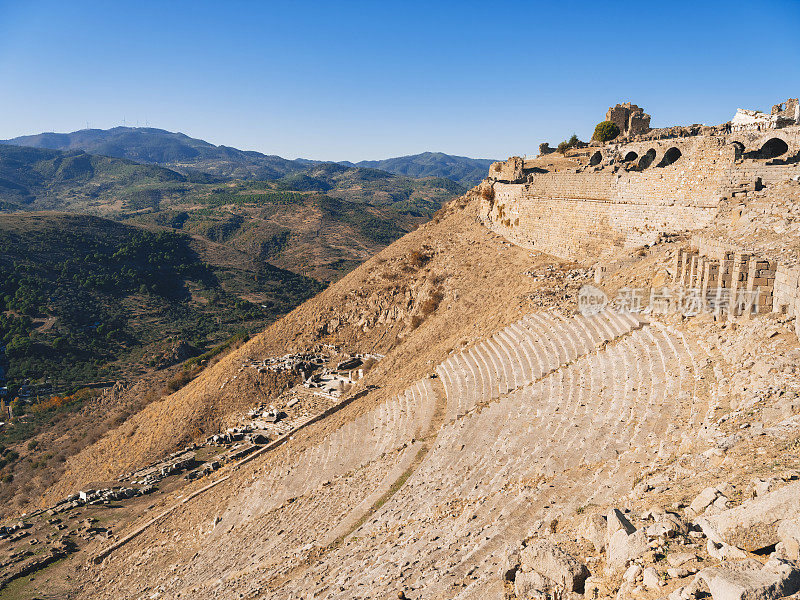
[481,130,800,262]
[689,234,800,337]
[483,188,718,260]
[481,138,729,261]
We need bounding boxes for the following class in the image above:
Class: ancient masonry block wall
[485,187,718,261]
[676,235,800,335]
[481,130,800,263]
[482,138,727,261]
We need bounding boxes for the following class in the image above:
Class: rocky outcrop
[698,558,800,600]
[507,539,589,598]
[519,540,590,593]
[605,509,648,573]
[698,481,800,552]
[777,518,800,560]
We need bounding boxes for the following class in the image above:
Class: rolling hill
[2,127,496,186]
[0,212,323,389]
[0,144,188,210]
[346,151,495,186]
[0,144,465,281]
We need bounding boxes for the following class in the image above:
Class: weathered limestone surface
[697,481,800,552]
[518,540,590,592]
[482,127,800,262]
[778,518,800,560]
[699,558,800,600]
[607,527,648,572]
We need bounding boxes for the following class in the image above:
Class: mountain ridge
[344,151,495,187]
[2,127,495,186]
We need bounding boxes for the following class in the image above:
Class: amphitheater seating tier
[107,310,707,600]
[277,317,704,600]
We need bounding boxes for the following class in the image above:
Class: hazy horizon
[1,0,799,161]
[1,125,501,162]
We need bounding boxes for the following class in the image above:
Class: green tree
[11,399,25,417]
[7,335,32,357]
[592,121,620,142]
[557,134,581,154]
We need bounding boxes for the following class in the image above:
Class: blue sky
[0,0,798,161]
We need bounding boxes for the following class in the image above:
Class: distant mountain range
[344,152,495,187]
[0,143,186,208]
[0,142,463,281]
[2,127,496,186]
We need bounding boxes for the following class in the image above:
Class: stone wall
[485,188,717,260]
[482,128,800,262]
[679,234,800,336]
[772,98,799,121]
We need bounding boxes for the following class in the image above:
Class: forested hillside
[0,213,323,390]
[2,127,495,186]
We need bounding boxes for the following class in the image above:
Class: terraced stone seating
[282,320,706,600]
[258,378,436,508]
[170,378,439,580]
[436,310,642,421]
[95,312,709,600]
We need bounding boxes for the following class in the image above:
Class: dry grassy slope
[43,191,567,505]
[46,178,800,600]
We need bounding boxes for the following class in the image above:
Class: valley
[0,130,480,526]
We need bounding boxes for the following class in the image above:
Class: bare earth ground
[5,182,800,599]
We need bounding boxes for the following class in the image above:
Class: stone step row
[224,378,436,518]
[436,310,641,421]
[290,323,702,600]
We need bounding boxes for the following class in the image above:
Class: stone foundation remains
[481,121,800,262]
[676,234,800,337]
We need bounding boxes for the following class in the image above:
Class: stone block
[607,528,648,572]
[700,558,800,600]
[697,481,800,552]
[519,540,590,592]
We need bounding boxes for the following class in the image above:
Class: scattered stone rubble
[126,450,198,486]
[240,349,382,399]
[251,352,326,376]
[502,476,800,600]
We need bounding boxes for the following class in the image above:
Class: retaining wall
[481,128,800,262]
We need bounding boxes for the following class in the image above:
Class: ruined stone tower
[605,102,651,137]
[772,98,800,125]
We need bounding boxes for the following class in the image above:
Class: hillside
[6,179,796,600]
[0,212,323,514]
[0,144,463,281]
[2,128,495,185]
[0,144,188,210]
[0,116,797,600]
[348,151,495,186]
[0,212,323,386]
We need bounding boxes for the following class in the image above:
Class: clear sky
[1,0,798,161]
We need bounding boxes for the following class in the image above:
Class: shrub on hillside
[557,134,581,155]
[592,121,620,142]
[404,248,433,271]
[420,288,445,316]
